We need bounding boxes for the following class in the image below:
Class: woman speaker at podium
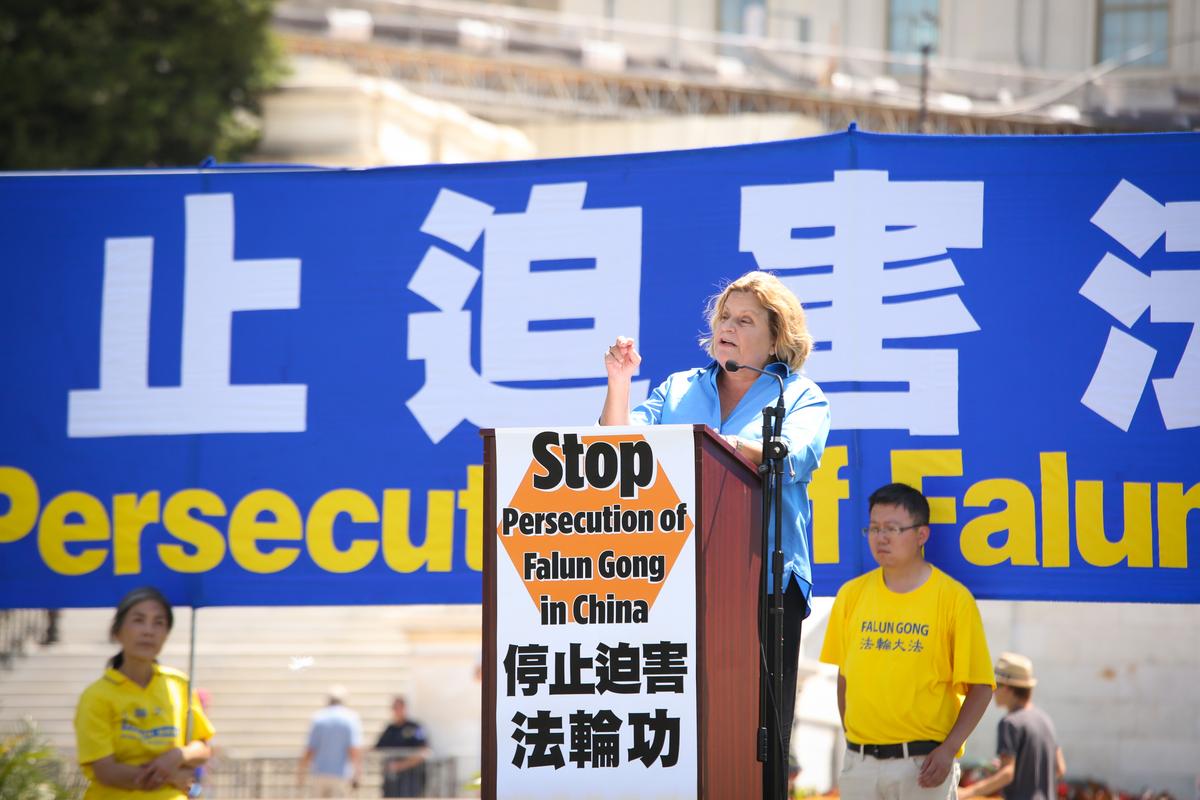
[600,269,830,757]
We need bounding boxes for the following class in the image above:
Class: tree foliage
[0,0,284,169]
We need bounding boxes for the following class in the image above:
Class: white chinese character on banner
[1079,179,1200,431]
[407,183,649,443]
[68,193,306,437]
[740,170,984,435]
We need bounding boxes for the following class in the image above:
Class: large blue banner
[1,128,1197,608]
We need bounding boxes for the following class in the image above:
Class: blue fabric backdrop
[1,127,1196,608]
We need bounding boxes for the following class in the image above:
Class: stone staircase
[0,605,483,766]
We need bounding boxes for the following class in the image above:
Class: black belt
[847,740,940,759]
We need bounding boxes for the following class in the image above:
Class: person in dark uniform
[375,696,429,797]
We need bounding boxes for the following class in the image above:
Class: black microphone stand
[726,360,788,800]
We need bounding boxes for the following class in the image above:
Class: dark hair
[868,483,931,527]
[1007,685,1032,701]
[108,586,173,669]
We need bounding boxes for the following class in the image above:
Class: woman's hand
[163,767,198,793]
[723,434,764,466]
[133,767,166,791]
[604,336,641,383]
[600,336,641,426]
[137,747,185,789]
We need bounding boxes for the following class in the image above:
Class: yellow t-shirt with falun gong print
[74,663,214,800]
[819,565,995,748]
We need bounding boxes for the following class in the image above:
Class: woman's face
[114,599,170,662]
[714,291,775,370]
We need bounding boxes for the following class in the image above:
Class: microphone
[725,360,786,443]
[724,360,785,401]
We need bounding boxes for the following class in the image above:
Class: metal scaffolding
[283,32,1098,134]
[274,0,1194,134]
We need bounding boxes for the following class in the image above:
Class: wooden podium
[482,424,763,799]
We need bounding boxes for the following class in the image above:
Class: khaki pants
[310,774,352,798]
[838,749,960,800]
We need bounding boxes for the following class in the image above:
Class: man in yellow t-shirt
[820,482,995,799]
[75,663,215,800]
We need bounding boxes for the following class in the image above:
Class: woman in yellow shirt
[74,587,214,800]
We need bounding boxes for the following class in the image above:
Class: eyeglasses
[861,524,923,537]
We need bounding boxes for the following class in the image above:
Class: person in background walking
[300,685,363,798]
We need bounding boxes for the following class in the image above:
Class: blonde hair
[700,271,813,371]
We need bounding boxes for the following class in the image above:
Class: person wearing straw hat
[960,652,1065,800]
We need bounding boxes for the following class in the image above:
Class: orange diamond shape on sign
[499,432,694,616]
